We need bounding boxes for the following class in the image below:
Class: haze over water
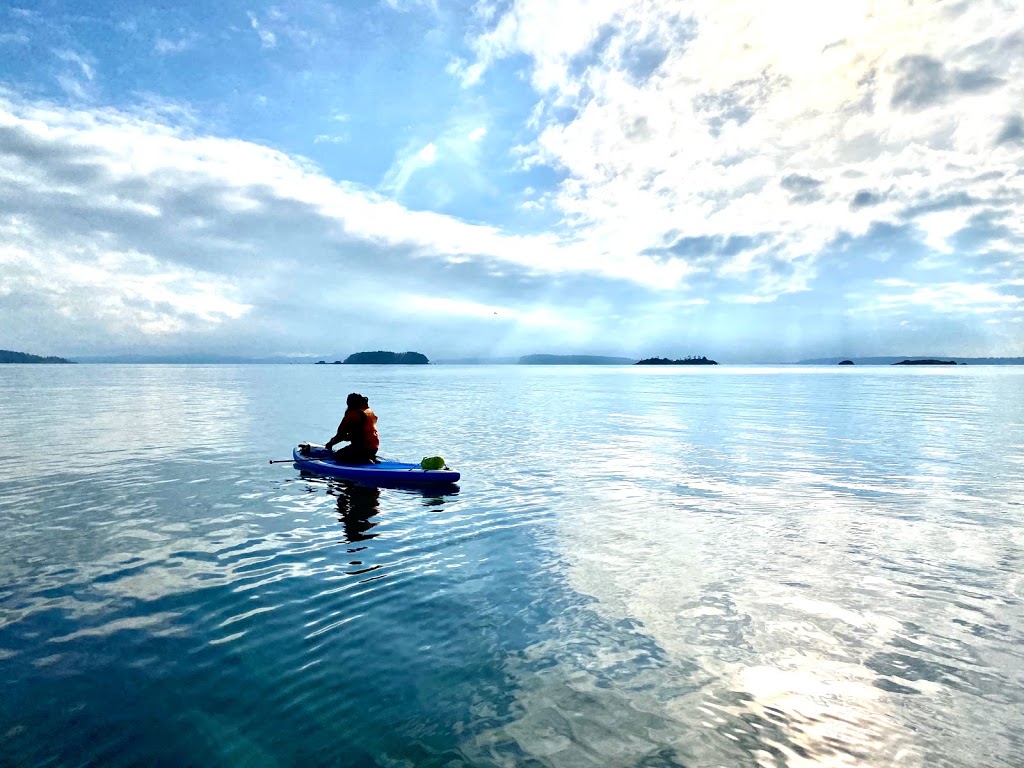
[1,364,1022,767]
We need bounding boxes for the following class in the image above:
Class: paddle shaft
[270,450,331,463]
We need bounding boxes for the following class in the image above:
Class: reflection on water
[333,480,383,545]
[1,365,1023,767]
[490,368,1024,768]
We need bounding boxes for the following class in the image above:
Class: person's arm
[325,413,355,450]
[324,422,343,451]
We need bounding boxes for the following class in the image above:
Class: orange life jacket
[340,407,379,451]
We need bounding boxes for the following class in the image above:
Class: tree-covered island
[340,351,430,364]
[1,349,75,364]
[635,356,718,365]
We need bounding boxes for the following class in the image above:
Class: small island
[342,351,429,365]
[636,356,718,365]
[799,356,1024,365]
[839,360,854,365]
[1,349,75,364]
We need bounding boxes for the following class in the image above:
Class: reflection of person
[325,393,379,464]
[334,481,381,544]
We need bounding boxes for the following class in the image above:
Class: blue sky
[1,0,1022,361]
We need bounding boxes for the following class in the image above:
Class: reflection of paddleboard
[292,444,460,487]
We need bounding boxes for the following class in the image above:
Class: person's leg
[332,443,372,464]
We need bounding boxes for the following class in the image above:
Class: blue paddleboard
[292,444,460,487]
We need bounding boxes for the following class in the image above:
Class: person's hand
[324,441,334,451]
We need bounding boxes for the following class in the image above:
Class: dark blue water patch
[0,470,712,766]
[874,676,923,695]
[863,621,1019,707]
[1,598,693,766]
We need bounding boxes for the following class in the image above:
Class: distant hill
[0,349,75,364]
[518,354,636,365]
[343,351,429,364]
[73,353,318,364]
[433,357,520,365]
[892,359,957,365]
[798,356,1024,365]
[636,356,718,365]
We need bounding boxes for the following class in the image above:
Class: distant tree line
[892,359,957,365]
[635,356,718,365]
[316,351,430,365]
[0,349,75,364]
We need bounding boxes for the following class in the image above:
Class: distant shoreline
[11,349,1024,366]
[797,356,1024,365]
[0,350,75,364]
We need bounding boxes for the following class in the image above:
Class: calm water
[1,364,1023,767]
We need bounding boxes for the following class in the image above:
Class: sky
[0,0,1022,362]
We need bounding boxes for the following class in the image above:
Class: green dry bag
[420,456,445,470]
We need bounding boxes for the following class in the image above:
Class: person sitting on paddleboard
[325,393,379,464]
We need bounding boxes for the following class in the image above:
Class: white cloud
[381,140,441,195]
[0,31,30,45]
[377,112,504,210]
[56,75,90,101]
[877,279,915,289]
[0,233,250,338]
[4,0,1024,360]
[381,0,439,14]
[417,142,438,162]
[154,34,197,55]
[53,49,97,100]
[460,0,1024,303]
[401,294,591,335]
[0,95,704,354]
[247,11,276,48]
[313,133,348,144]
[403,295,503,318]
[54,49,95,82]
[851,281,1021,317]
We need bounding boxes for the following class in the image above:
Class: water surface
[1,365,1022,767]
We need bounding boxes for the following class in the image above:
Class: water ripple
[1,365,1023,766]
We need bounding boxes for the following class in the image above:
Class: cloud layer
[0,0,1022,359]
